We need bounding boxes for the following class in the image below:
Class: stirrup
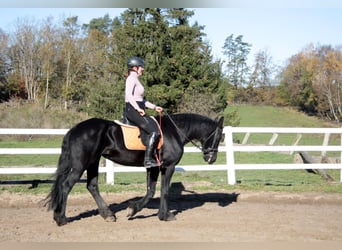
[144,158,160,168]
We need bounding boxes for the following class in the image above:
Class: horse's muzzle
[203,150,217,164]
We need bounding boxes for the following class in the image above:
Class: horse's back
[64,118,117,155]
[71,117,114,130]
[65,118,114,138]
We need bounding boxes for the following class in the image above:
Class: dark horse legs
[127,167,160,218]
[127,165,176,221]
[159,165,176,221]
[86,162,116,222]
[52,161,83,226]
[53,161,176,225]
[52,159,115,226]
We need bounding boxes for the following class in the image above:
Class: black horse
[44,113,224,226]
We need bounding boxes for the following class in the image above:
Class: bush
[0,100,88,128]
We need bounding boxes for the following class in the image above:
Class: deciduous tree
[222,34,251,88]
[279,44,342,121]
[10,18,42,101]
[0,28,10,101]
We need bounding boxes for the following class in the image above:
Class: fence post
[105,159,114,185]
[322,133,330,157]
[224,126,236,185]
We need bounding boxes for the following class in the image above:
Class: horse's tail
[43,132,72,211]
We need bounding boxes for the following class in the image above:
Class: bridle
[202,126,222,155]
[164,112,221,155]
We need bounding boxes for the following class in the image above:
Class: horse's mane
[167,113,214,124]
[163,113,217,141]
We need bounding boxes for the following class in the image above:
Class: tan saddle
[114,118,163,151]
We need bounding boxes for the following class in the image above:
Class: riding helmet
[127,56,145,69]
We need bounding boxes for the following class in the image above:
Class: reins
[154,111,163,168]
[163,111,217,153]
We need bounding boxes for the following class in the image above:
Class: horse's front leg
[127,167,159,218]
[158,165,176,221]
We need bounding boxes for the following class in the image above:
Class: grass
[0,136,62,167]
[1,150,341,194]
[2,169,340,194]
[0,104,341,194]
[226,105,337,128]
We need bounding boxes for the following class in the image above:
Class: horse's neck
[175,117,212,143]
[167,114,215,144]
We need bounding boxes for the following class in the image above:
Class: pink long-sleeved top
[125,71,156,110]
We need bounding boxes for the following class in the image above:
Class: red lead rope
[155,111,163,169]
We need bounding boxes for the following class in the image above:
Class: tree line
[0,8,341,123]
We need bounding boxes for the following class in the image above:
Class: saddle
[114,117,163,151]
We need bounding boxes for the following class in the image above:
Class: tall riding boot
[144,132,159,168]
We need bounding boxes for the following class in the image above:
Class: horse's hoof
[55,217,68,226]
[159,212,176,221]
[166,213,176,221]
[127,202,140,219]
[105,215,117,222]
[99,208,116,222]
[126,206,135,219]
[56,221,67,226]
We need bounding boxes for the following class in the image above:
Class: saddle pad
[114,118,163,151]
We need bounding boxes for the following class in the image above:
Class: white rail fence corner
[224,126,342,185]
[0,127,341,185]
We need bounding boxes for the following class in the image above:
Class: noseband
[202,126,222,155]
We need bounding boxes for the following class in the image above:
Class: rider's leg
[144,131,160,168]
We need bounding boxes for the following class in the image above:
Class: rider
[124,56,163,168]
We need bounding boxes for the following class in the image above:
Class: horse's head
[202,116,224,164]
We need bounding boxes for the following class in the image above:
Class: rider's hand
[137,108,145,116]
[155,106,163,113]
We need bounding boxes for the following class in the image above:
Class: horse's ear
[217,116,224,128]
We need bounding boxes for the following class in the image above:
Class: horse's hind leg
[53,166,83,226]
[87,162,116,222]
[127,167,159,218]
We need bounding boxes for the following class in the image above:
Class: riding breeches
[124,102,160,136]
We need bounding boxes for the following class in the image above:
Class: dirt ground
[1,185,342,242]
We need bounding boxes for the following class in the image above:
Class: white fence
[0,127,341,185]
[224,127,342,184]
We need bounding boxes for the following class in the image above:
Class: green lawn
[226,105,337,128]
[1,105,341,193]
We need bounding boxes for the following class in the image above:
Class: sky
[0,7,341,67]
[193,8,342,66]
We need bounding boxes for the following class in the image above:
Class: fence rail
[224,126,342,184]
[0,127,341,185]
